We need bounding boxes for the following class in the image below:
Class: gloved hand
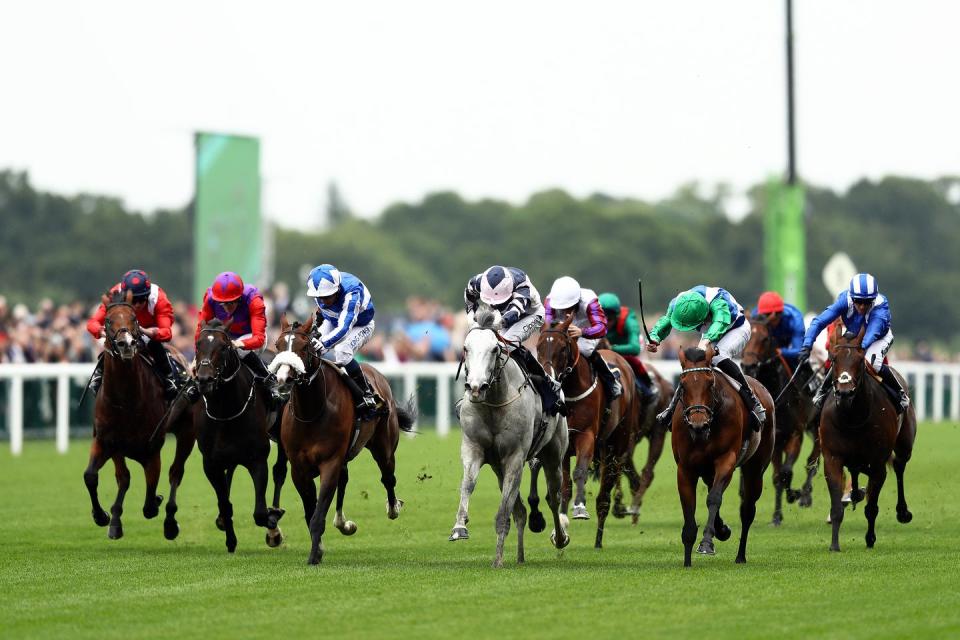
[310,337,326,354]
[797,346,811,364]
[501,309,520,326]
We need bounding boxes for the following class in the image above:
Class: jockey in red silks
[86,269,180,399]
[191,271,281,404]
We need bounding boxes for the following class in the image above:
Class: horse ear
[856,322,867,345]
[303,313,314,333]
[679,347,688,367]
[101,293,110,307]
[744,308,753,320]
[280,313,290,331]
[125,289,133,304]
[222,318,233,332]
[559,313,574,331]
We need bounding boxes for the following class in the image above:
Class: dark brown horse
[741,317,820,526]
[193,319,287,552]
[83,290,195,540]
[671,346,774,566]
[820,326,916,552]
[272,314,415,564]
[534,314,640,548]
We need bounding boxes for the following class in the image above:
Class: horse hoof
[716,524,732,541]
[492,558,504,569]
[735,555,747,564]
[93,510,110,527]
[785,490,799,504]
[829,544,841,552]
[771,514,783,527]
[267,507,286,530]
[572,504,590,520]
[551,531,570,549]
[163,520,180,540]
[696,540,715,555]
[865,535,876,549]
[449,527,469,541]
[897,510,913,524]
[798,493,813,508]
[265,529,284,548]
[612,505,627,519]
[528,511,546,533]
[387,498,404,520]
[337,520,358,536]
[226,541,237,553]
[108,525,123,540]
[215,516,226,531]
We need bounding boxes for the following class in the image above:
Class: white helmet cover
[549,276,581,309]
[479,266,514,306]
[306,264,342,297]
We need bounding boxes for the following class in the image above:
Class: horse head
[462,305,506,402]
[678,345,718,438]
[103,289,142,361]
[194,318,237,394]
[741,316,775,378]
[271,313,317,388]
[536,313,577,383]
[830,323,867,407]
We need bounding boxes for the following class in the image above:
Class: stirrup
[750,404,766,431]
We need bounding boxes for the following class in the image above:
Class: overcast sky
[3,1,957,228]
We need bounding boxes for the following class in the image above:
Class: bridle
[195,326,255,421]
[463,326,511,392]
[103,302,144,358]
[538,326,580,385]
[678,366,719,430]
[831,343,864,399]
[276,325,326,422]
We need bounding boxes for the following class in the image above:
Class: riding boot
[242,352,285,409]
[510,346,564,416]
[716,358,766,432]
[812,372,832,408]
[879,364,910,414]
[146,340,179,401]
[588,350,622,399]
[88,353,105,397]
[633,368,659,405]
[344,358,382,421]
[656,384,681,427]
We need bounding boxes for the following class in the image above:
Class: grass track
[2,423,959,639]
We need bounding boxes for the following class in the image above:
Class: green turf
[1,423,959,639]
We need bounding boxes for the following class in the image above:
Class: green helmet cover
[598,292,621,312]
[670,291,709,332]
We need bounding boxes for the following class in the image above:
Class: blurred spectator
[392,296,454,362]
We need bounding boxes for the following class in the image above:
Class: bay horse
[741,317,820,526]
[534,314,640,548]
[451,306,569,567]
[270,314,415,565]
[83,289,195,540]
[193,319,287,552]
[671,346,774,567]
[820,325,916,552]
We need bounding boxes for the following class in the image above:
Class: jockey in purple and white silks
[463,266,563,416]
[798,272,909,413]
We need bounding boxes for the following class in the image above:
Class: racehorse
[271,314,415,565]
[671,346,774,567]
[741,317,820,526]
[193,319,287,552]
[820,325,916,552]
[83,289,195,540]
[451,306,569,567]
[534,314,639,548]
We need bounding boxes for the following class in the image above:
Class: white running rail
[1,360,957,455]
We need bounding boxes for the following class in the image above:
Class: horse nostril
[479,383,490,391]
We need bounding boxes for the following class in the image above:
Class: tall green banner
[764,178,806,310]
[193,133,262,303]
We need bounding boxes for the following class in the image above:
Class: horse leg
[823,453,845,552]
[571,433,595,519]
[511,487,528,564]
[698,454,736,556]
[540,432,570,550]
[107,456,131,540]
[450,438,483,541]
[333,466,357,536]
[770,438,785,527]
[141,452,163,519]
[248,458,270,528]
[83,439,110,527]
[265,442,288,547]
[631,425,666,525]
[491,453,524,568]
[164,429,195,540]
[736,464,764,564]
[782,429,803,505]
[368,435,402,519]
[594,449,622,549]
[893,455,913,524]
[864,465,887,549]
[616,458,638,519]
[203,459,237,553]
[290,465,318,527]
[306,460,342,565]
[560,451,573,515]
[677,466,698,568]
[526,458,546,533]
[799,430,821,508]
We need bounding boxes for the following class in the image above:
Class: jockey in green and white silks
[646,285,766,430]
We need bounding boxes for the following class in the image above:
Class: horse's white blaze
[122,333,133,345]
[463,329,500,395]
[207,335,214,342]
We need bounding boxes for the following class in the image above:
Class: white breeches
[712,319,751,364]
[865,329,894,370]
[501,314,544,352]
[577,337,600,357]
[320,321,375,365]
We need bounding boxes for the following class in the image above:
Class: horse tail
[395,396,418,433]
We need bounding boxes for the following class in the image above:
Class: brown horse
[272,314,415,565]
[671,346,774,567]
[83,290,195,540]
[193,319,287,552]
[741,318,820,526]
[820,326,916,552]
[535,314,640,548]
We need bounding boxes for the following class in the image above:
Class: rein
[196,327,256,421]
[275,327,328,423]
[678,366,718,429]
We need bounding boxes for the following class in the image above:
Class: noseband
[463,327,510,389]
[276,327,323,386]
[679,366,717,430]
[539,327,579,384]
[196,327,242,389]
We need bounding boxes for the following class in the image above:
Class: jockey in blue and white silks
[304,263,381,419]
[798,273,908,412]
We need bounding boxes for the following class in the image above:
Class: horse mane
[683,347,707,363]
[204,318,228,331]
[474,305,502,331]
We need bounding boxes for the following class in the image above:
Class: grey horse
[449,306,570,568]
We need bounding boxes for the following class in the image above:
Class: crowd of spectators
[1,290,957,366]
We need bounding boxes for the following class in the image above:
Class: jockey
[647,285,766,430]
[464,266,562,416]
[306,264,381,421]
[192,271,282,404]
[798,273,909,413]
[86,269,180,399]
[752,291,806,371]
[597,292,659,403]
[545,276,623,404]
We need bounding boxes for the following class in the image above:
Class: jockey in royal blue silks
[304,263,381,420]
[797,273,909,413]
[753,291,806,371]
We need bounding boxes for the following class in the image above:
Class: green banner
[193,133,262,303]
[764,179,806,311]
